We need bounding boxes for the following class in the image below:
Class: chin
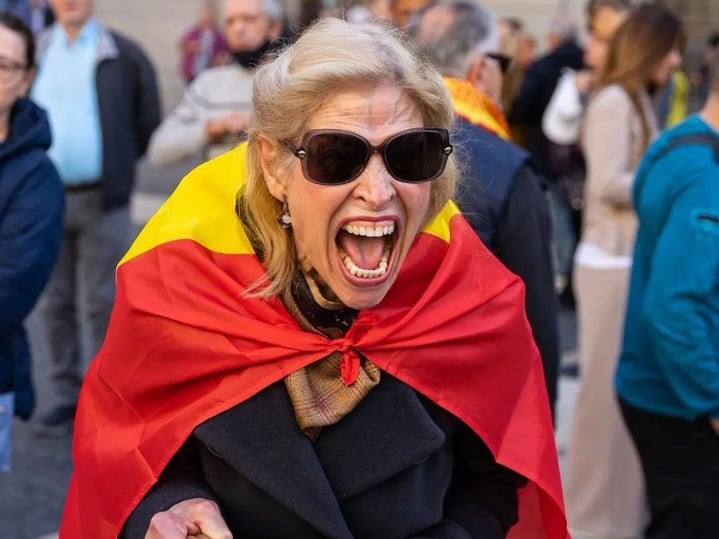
[333,279,394,311]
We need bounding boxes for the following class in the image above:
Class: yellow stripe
[423,200,459,243]
[120,145,253,265]
[453,101,509,140]
[120,143,459,265]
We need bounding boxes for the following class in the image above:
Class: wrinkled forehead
[307,83,423,135]
[0,26,26,63]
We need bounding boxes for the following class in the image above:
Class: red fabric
[60,214,567,538]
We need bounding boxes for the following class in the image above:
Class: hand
[711,417,719,436]
[205,111,249,142]
[181,40,200,54]
[144,498,232,539]
[574,70,594,94]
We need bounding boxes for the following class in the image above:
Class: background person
[541,0,632,306]
[30,0,161,436]
[566,5,684,539]
[388,0,428,28]
[178,0,228,85]
[509,14,583,154]
[60,17,566,539]
[147,0,287,167]
[617,43,719,539]
[688,30,719,113]
[410,0,560,421]
[0,12,64,471]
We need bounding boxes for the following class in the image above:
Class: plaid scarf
[283,270,381,440]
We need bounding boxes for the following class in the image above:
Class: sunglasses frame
[282,127,453,185]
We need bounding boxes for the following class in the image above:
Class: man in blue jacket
[31,0,161,436]
[616,49,719,539]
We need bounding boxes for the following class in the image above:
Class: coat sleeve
[120,436,219,538]
[0,157,64,331]
[146,76,210,167]
[131,43,162,158]
[509,63,546,126]
[415,423,527,538]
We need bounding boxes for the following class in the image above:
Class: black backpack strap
[651,133,719,165]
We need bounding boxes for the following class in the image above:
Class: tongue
[337,231,386,270]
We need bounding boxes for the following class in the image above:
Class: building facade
[94,0,717,115]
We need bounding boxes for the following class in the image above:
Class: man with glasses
[147,0,287,167]
[411,0,560,420]
[30,0,160,436]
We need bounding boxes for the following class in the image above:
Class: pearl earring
[277,198,292,229]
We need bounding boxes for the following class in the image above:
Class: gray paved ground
[0,156,578,538]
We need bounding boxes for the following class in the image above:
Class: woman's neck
[288,269,357,335]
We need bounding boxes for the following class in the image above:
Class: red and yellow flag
[60,145,567,539]
[444,77,511,139]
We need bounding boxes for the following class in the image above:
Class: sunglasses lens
[298,129,450,184]
[304,132,369,184]
[386,130,447,182]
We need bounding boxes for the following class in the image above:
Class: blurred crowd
[1,0,718,538]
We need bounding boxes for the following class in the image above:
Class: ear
[258,134,287,202]
[19,68,36,96]
[466,55,485,89]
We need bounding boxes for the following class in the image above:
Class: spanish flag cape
[60,145,567,538]
[444,77,511,139]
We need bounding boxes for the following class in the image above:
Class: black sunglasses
[282,128,453,185]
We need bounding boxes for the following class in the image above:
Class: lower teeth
[343,254,389,279]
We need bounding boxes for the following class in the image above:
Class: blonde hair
[241,17,457,298]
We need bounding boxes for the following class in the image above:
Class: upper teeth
[342,223,395,237]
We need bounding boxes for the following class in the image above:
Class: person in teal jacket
[616,59,719,539]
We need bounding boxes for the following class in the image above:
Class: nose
[354,154,396,209]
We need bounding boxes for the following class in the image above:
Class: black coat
[509,41,584,179]
[122,374,526,538]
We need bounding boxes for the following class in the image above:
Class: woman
[0,11,63,471]
[564,5,684,539]
[60,19,566,539]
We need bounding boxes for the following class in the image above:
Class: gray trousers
[43,189,130,407]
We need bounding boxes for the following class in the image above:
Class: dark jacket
[36,24,161,210]
[0,98,64,418]
[122,374,525,538]
[453,119,560,417]
[509,41,584,179]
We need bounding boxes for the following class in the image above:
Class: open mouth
[336,221,396,280]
